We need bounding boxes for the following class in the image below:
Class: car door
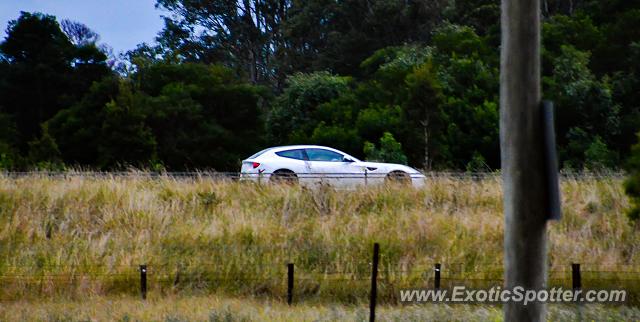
[273,149,313,183]
[305,148,365,186]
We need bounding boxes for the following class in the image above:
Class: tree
[300,0,446,77]
[27,123,63,169]
[155,0,292,85]
[363,132,408,165]
[465,151,490,172]
[584,135,618,170]
[153,0,449,88]
[544,45,620,168]
[267,72,351,145]
[48,76,120,165]
[60,19,99,46]
[542,14,603,76]
[429,24,500,169]
[404,61,446,169]
[0,12,111,152]
[98,81,157,168]
[443,0,500,42]
[50,62,267,170]
[0,113,19,169]
[139,63,267,170]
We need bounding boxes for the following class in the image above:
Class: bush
[584,136,617,171]
[363,132,408,165]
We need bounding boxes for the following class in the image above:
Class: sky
[0,0,166,54]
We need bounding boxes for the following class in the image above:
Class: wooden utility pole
[501,0,548,321]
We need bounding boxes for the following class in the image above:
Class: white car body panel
[240,145,426,188]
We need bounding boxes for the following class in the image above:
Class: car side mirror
[343,157,355,163]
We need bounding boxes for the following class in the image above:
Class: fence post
[365,169,368,186]
[369,243,380,322]
[287,263,294,305]
[434,263,441,289]
[572,263,581,290]
[140,264,147,300]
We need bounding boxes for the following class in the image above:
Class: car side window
[275,149,307,160]
[306,149,344,162]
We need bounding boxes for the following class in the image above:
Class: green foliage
[584,136,618,171]
[431,23,492,59]
[363,132,408,165]
[0,113,18,169]
[355,104,403,143]
[267,72,351,145]
[283,0,444,77]
[27,123,63,170]
[0,12,110,152]
[48,76,120,165]
[2,3,640,171]
[466,152,490,172]
[140,63,267,170]
[48,63,266,170]
[562,127,592,170]
[429,25,500,169]
[545,45,621,169]
[310,123,362,156]
[443,0,500,39]
[266,25,499,169]
[403,61,447,169]
[98,82,158,168]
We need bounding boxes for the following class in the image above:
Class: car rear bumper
[239,172,271,182]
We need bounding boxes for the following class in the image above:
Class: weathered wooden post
[140,264,147,300]
[434,263,441,289]
[369,243,380,322]
[571,263,581,290]
[501,0,549,320]
[287,263,294,305]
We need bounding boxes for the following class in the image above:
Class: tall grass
[0,173,638,303]
[2,295,639,321]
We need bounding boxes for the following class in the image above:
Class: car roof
[268,145,340,152]
[246,145,361,162]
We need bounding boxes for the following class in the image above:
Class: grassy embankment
[0,173,638,320]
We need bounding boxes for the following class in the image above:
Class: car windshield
[248,148,272,159]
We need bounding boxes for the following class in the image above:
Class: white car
[240,145,426,187]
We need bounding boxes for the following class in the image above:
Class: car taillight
[252,162,260,169]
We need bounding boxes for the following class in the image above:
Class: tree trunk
[249,48,258,84]
[422,115,430,170]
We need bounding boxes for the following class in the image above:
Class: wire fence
[1,261,639,305]
[0,170,627,181]
[0,171,632,308]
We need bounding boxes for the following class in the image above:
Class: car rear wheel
[270,170,298,184]
[385,171,411,185]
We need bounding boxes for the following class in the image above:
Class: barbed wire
[1,266,639,277]
[0,170,626,180]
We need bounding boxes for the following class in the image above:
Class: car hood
[353,161,422,175]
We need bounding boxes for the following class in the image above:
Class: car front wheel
[385,171,411,185]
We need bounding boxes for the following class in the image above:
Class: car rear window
[248,148,272,159]
[275,149,307,160]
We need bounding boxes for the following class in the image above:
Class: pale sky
[0,0,166,54]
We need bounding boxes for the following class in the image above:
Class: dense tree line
[0,1,639,171]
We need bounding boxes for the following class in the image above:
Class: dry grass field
[0,173,638,320]
[2,295,640,321]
